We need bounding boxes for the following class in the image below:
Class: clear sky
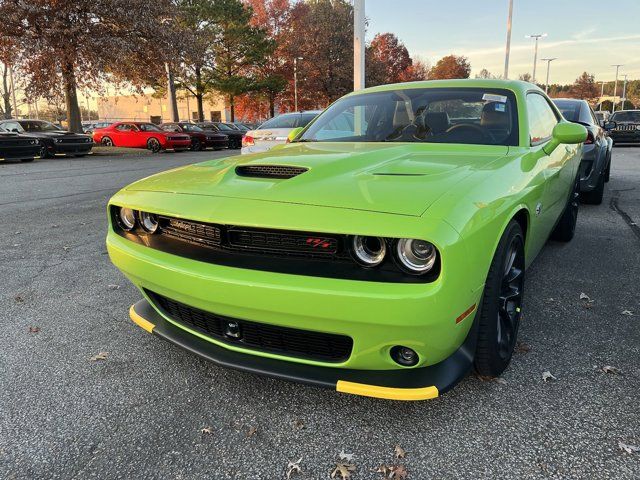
[366,0,640,84]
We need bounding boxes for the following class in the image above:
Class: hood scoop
[235,165,308,179]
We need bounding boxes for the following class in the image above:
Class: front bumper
[0,145,41,160]
[205,138,229,149]
[609,130,640,144]
[166,140,192,150]
[51,142,93,155]
[130,298,477,400]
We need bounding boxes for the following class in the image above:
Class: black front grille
[57,136,91,144]
[160,217,222,247]
[228,228,338,255]
[615,124,640,131]
[236,165,308,179]
[147,290,353,363]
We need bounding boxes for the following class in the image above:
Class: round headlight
[118,207,136,230]
[352,235,386,267]
[138,211,159,233]
[396,239,437,274]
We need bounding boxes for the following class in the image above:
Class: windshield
[181,124,203,132]
[298,88,518,146]
[214,123,234,131]
[21,121,61,132]
[138,123,162,132]
[259,114,301,129]
[554,100,581,123]
[611,111,640,123]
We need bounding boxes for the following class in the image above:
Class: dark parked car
[197,122,243,149]
[553,98,612,204]
[0,119,93,158]
[83,121,113,134]
[160,122,228,151]
[0,125,41,162]
[604,110,640,145]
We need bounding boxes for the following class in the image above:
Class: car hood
[247,127,293,140]
[125,142,509,216]
[25,130,91,139]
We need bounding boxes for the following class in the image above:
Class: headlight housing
[139,211,159,233]
[352,235,386,267]
[395,238,437,274]
[118,207,136,231]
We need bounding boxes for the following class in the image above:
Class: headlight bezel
[117,207,137,231]
[394,238,438,275]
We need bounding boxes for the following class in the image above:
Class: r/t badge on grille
[224,321,242,339]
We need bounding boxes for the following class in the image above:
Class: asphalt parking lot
[1,147,639,479]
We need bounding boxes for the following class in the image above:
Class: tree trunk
[229,94,235,121]
[195,66,204,122]
[1,65,12,119]
[269,93,275,118]
[62,64,82,132]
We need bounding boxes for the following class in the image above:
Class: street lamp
[598,81,605,111]
[525,33,547,83]
[621,74,628,111]
[611,64,623,113]
[503,0,514,79]
[540,58,557,93]
[293,56,303,112]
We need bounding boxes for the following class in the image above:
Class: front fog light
[352,235,386,267]
[139,211,159,233]
[396,238,437,274]
[391,346,419,366]
[118,207,136,230]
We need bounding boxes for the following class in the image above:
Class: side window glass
[526,94,558,144]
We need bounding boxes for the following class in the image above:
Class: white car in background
[241,110,322,154]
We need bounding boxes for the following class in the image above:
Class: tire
[147,137,162,153]
[190,138,202,151]
[39,145,51,158]
[474,220,525,376]
[604,152,611,182]
[551,175,580,242]
[101,136,114,147]
[582,171,605,205]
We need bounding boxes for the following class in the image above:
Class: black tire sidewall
[474,220,525,376]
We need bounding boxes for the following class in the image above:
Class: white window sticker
[495,103,506,112]
[482,93,508,103]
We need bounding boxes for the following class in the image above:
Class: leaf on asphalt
[200,426,213,435]
[331,462,356,479]
[618,441,640,454]
[107,284,120,290]
[515,341,531,354]
[246,426,257,438]
[542,371,557,382]
[601,365,622,375]
[377,464,408,479]
[51,224,59,228]
[293,419,305,430]
[339,450,355,462]
[15,231,21,235]
[286,458,302,479]
[63,246,70,251]
[394,445,406,459]
[14,295,24,303]
[621,310,634,316]
[494,377,508,385]
[89,352,108,361]
[28,326,40,334]
[579,292,591,301]
[475,374,506,385]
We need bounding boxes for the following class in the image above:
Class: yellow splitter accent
[129,304,156,333]
[336,380,439,401]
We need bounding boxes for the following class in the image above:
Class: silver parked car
[241,111,322,154]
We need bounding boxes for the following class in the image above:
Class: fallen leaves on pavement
[579,292,594,309]
[89,352,108,361]
[475,374,507,385]
[246,426,257,438]
[28,326,40,334]
[600,365,622,375]
[621,310,634,316]
[618,441,640,454]
[107,284,120,290]
[394,445,406,459]
[331,461,356,479]
[542,371,557,382]
[338,450,355,462]
[376,464,408,479]
[286,458,302,479]
[515,341,531,354]
[200,426,213,435]
[293,419,305,430]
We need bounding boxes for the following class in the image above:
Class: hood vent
[235,165,308,179]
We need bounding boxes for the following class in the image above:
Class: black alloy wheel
[474,220,525,376]
[191,138,202,151]
[101,136,114,147]
[147,137,162,153]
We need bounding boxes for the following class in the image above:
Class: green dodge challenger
[107,79,587,401]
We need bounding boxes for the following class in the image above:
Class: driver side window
[527,93,559,145]
[116,124,132,132]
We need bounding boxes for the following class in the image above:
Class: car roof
[345,78,540,97]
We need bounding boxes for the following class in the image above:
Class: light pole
[598,81,605,111]
[611,64,623,113]
[621,74,628,111]
[353,0,365,91]
[540,57,556,93]
[503,0,514,79]
[526,33,547,83]
[293,57,303,112]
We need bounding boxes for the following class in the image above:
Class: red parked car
[92,122,191,153]
[159,122,229,151]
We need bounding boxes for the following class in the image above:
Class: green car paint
[107,79,586,398]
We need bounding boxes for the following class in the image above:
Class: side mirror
[542,122,587,155]
[287,127,304,143]
[603,121,617,130]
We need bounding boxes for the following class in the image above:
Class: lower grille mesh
[147,290,353,363]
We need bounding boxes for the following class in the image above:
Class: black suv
[605,110,640,145]
[0,119,93,158]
